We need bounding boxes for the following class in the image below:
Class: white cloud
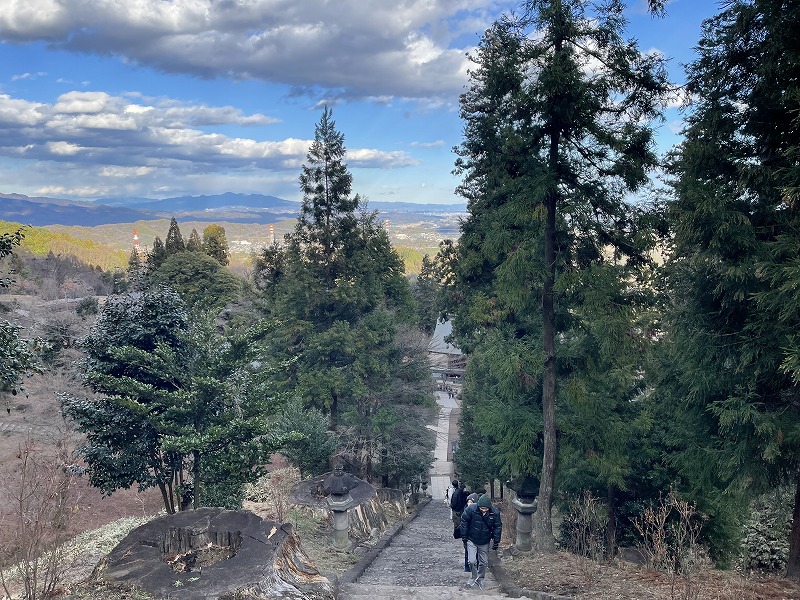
[410,140,445,148]
[47,141,84,155]
[347,148,421,168]
[0,89,421,197]
[0,0,509,101]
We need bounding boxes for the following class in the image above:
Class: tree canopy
[449,0,670,551]
[656,0,800,571]
[251,107,436,488]
[61,287,279,512]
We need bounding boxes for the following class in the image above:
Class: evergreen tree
[659,0,800,571]
[165,217,185,255]
[295,105,359,297]
[202,224,230,266]
[149,251,243,312]
[60,288,278,513]
[413,254,439,334]
[254,109,436,487]
[147,236,167,270]
[450,1,670,551]
[0,228,44,406]
[186,228,202,252]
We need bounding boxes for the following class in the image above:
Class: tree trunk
[158,481,174,515]
[606,484,617,560]
[786,471,800,579]
[534,179,557,552]
[192,449,201,510]
[533,0,564,554]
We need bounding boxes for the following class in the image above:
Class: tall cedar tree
[660,0,800,572]
[147,236,167,270]
[253,108,436,486]
[165,217,185,255]
[450,0,669,551]
[295,106,359,298]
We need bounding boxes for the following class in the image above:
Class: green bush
[75,296,99,318]
[739,487,792,572]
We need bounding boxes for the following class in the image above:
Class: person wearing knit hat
[459,493,502,589]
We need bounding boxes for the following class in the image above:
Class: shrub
[739,487,792,573]
[558,490,607,561]
[75,296,99,318]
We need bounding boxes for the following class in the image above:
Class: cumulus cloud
[0,90,420,188]
[0,0,507,102]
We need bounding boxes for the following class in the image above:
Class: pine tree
[165,217,185,255]
[252,109,436,487]
[450,0,670,551]
[295,106,359,296]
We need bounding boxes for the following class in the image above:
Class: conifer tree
[450,0,670,551]
[295,106,359,297]
[147,236,167,270]
[659,0,800,572]
[252,108,436,487]
[61,288,277,512]
[202,224,230,266]
[165,217,185,255]
[186,228,202,252]
[0,228,43,405]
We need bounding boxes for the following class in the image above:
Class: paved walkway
[338,389,539,599]
[339,498,524,599]
[428,389,458,503]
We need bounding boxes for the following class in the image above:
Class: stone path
[338,498,530,599]
[338,388,539,599]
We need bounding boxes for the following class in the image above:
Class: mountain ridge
[0,192,466,227]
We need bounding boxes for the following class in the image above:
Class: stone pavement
[336,386,557,600]
[338,497,533,599]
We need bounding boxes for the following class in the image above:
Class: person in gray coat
[459,493,502,589]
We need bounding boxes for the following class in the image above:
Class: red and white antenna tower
[133,229,140,253]
[269,224,275,245]
[384,218,390,233]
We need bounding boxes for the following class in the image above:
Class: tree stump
[92,507,334,599]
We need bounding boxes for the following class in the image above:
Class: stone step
[338,582,513,600]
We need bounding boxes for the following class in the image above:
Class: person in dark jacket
[459,493,502,589]
[450,481,468,527]
[461,492,479,572]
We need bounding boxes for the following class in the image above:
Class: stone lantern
[507,475,539,553]
[322,464,361,550]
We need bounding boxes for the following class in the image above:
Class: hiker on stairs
[460,494,502,590]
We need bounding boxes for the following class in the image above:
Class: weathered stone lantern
[507,475,539,553]
[322,464,361,550]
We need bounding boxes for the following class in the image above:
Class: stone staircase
[337,498,535,600]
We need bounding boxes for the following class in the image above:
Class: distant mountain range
[0,192,467,227]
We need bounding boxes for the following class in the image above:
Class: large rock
[92,507,334,600]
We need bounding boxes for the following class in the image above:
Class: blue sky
[0,0,720,205]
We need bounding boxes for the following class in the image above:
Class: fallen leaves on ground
[500,550,800,600]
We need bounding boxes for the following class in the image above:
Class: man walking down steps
[337,497,538,600]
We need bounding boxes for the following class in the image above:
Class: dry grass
[500,550,800,600]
